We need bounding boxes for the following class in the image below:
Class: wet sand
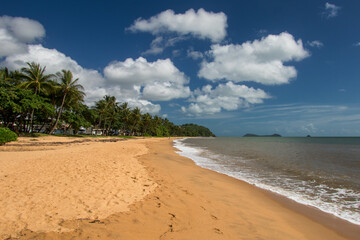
[0,137,359,239]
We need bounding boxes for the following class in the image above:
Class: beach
[0,137,359,239]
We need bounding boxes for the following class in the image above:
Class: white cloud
[142,36,164,55]
[128,8,227,42]
[307,40,324,48]
[0,16,45,57]
[0,29,27,57]
[187,49,204,60]
[0,16,45,42]
[104,57,190,101]
[324,2,340,18]
[0,16,177,115]
[181,82,270,115]
[142,36,187,55]
[126,99,161,115]
[198,32,309,85]
[354,42,360,47]
[3,44,107,103]
[3,45,165,114]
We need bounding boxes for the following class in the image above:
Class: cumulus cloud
[3,45,166,114]
[128,8,227,42]
[126,99,161,115]
[324,2,340,18]
[307,40,324,48]
[354,42,360,47]
[3,44,108,103]
[181,82,270,115]
[198,32,309,85]
[104,57,190,101]
[0,16,183,115]
[0,16,45,57]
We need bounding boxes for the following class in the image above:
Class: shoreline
[169,139,360,240]
[1,137,359,239]
[173,137,360,227]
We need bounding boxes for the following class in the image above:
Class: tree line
[0,62,215,137]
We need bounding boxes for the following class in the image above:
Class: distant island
[243,133,282,137]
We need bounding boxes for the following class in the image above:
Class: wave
[173,138,360,226]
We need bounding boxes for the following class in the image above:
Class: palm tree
[130,107,141,136]
[95,95,117,135]
[18,62,54,132]
[95,98,106,129]
[18,62,54,95]
[0,68,22,85]
[141,113,152,136]
[119,102,131,135]
[49,70,85,134]
[0,68,11,83]
[103,95,117,135]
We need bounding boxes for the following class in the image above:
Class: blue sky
[1,0,360,136]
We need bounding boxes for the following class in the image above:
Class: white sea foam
[173,138,360,225]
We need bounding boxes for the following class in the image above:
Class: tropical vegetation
[0,62,215,137]
[0,127,18,145]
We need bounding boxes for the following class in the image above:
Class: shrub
[0,127,18,145]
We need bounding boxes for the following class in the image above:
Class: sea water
[173,137,360,225]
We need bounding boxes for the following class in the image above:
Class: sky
[1,0,360,136]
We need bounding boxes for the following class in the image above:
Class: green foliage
[49,69,85,134]
[0,127,18,145]
[0,80,55,132]
[1,64,216,137]
[181,124,216,137]
[61,109,91,133]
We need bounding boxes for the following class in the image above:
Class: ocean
[173,137,360,225]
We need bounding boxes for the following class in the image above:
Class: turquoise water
[174,137,360,225]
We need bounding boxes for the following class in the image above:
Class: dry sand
[0,137,359,239]
[0,136,156,239]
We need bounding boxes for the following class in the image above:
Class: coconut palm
[140,113,152,136]
[49,70,85,134]
[0,68,22,85]
[18,62,55,132]
[102,95,117,135]
[18,62,54,95]
[95,95,117,135]
[119,102,131,135]
[130,107,141,136]
[0,68,11,83]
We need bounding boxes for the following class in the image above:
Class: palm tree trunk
[49,93,67,134]
[29,108,35,133]
[28,87,40,133]
[107,121,112,135]
[103,119,107,136]
[38,122,46,133]
[97,114,103,129]
[130,120,138,136]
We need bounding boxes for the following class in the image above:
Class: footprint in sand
[213,228,223,234]
[168,213,176,220]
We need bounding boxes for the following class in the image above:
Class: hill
[181,124,216,137]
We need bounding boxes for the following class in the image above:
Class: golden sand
[0,137,359,239]
[0,137,156,239]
